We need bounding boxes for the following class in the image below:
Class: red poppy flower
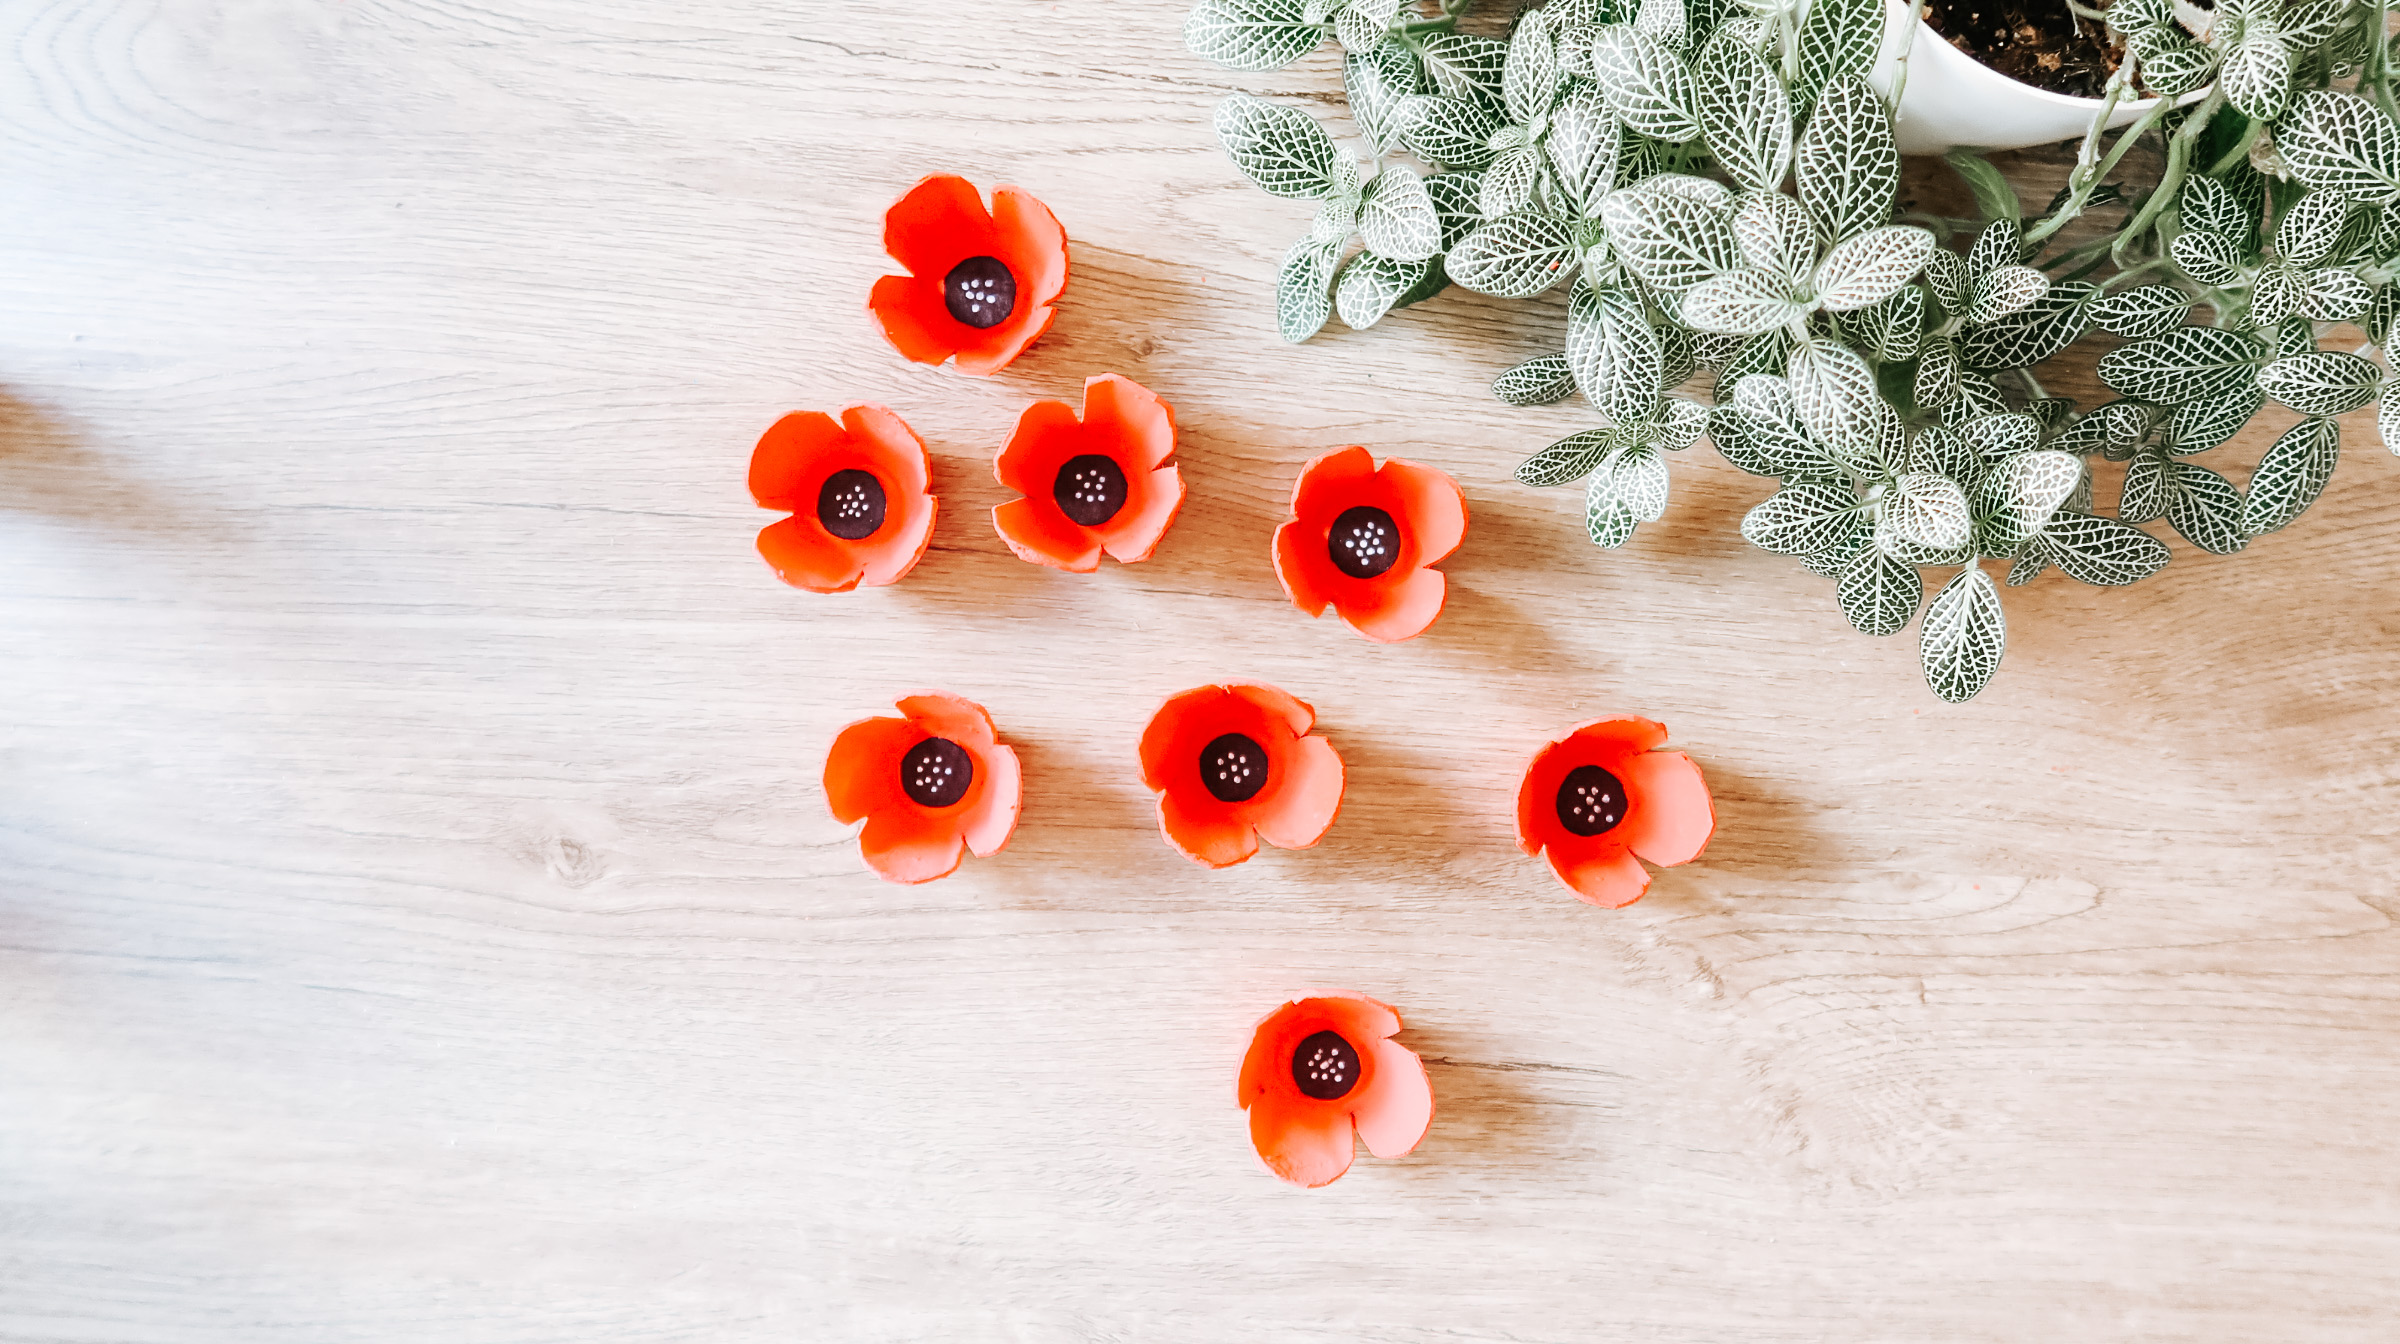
[1238,991,1433,1188]
[1272,446,1467,643]
[868,174,1068,377]
[1137,682,1342,868]
[992,373,1185,571]
[824,692,1021,884]
[1515,716,1714,907]
[747,404,937,594]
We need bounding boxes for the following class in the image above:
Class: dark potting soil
[1920,0,2125,99]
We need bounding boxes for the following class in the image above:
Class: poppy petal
[1304,992,1403,1046]
[1138,685,1224,790]
[994,497,1103,571]
[1159,788,1259,868]
[845,403,931,497]
[1292,445,1377,517]
[1569,716,1670,760]
[994,399,1085,497]
[992,185,1070,307]
[895,691,996,749]
[953,306,1058,377]
[1225,683,1315,742]
[755,516,862,593]
[1352,1039,1435,1159]
[1254,731,1343,851]
[1339,566,1448,643]
[1548,840,1652,908]
[1100,464,1185,564]
[855,493,937,587]
[1379,458,1468,565]
[1271,517,1337,618]
[858,808,967,884]
[1620,749,1714,867]
[867,274,959,366]
[1082,373,1174,472]
[823,716,919,823]
[883,174,995,278]
[1237,1001,1310,1106]
[1248,1092,1357,1188]
[957,742,1022,857]
[748,411,842,511]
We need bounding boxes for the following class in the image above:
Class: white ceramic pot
[1871,0,2164,155]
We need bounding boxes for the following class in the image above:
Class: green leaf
[1495,354,1578,406]
[2169,228,2243,287]
[1924,249,1971,316]
[2250,262,2303,327]
[1919,566,2007,703]
[1568,283,1666,423]
[1975,449,2082,555]
[2381,390,2400,455]
[1425,171,1486,249]
[1907,424,1986,492]
[1447,212,1580,297]
[2032,511,2172,586]
[1613,442,1673,520]
[1793,0,1883,115]
[1681,267,1809,335]
[2166,383,2265,454]
[2276,190,2351,267]
[1693,32,1792,192]
[1590,25,1704,143]
[2220,23,2291,122]
[2241,416,2341,534]
[1958,411,2041,461]
[1850,284,1926,361]
[1836,545,1923,636]
[2279,91,2400,205]
[1652,396,1709,449]
[2096,326,2264,404]
[1730,189,1813,277]
[2257,350,2384,415]
[1186,0,1324,71]
[1215,95,1345,200]
[1333,3,1386,55]
[1397,94,1504,169]
[1359,165,1441,261]
[1635,0,1691,50]
[1503,7,1561,123]
[1785,336,1881,454]
[1335,251,1432,328]
[1520,426,1625,485]
[1886,471,1974,550]
[2090,284,2192,339]
[1796,75,1900,243]
[1479,145,1544,219]
[2119,449,2169,523]
[2303,267,2373,321]
[1544,85,1624,213]
[1914,335,1961,409]
[1814,226,1937,312]
[1275,235,1345,342]
[2180,172,2248,239]
[1418,32,1510,108]
[1965,265,2048,325]
[1598,177,1739,292]
[1945,151,2022,225]
[1587,466,1643,547]
[1958,280,2095,370]
[2164,461,2248,553]
[2141,42,2220,97]
[1966,218,2023,282]
[1344,41,1424,156]
[1742,478,1860,554]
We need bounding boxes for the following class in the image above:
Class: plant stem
[2024,70,2138,247]
[2115,86,2225,265]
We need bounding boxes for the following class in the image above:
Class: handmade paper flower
[747,405,937,594]
[1272,446,1467,643]
[868,174,1068,376]
[825,692,1022,884]
[1238,991,1433,1188]
[1137,682,1342,867]
[1515,716,1714,907]
[992,373,1184,571]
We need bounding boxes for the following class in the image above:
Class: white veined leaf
[1965,265,2048,324]
[1417,32,1510,108]
[1693,31,1793,193]
[1723,374,1839,475]
[2032,511,2173,586]
[1841,398,1908,479]
[1597,180,1739,292]
[2164,461,2248,554]
[1793,0,1882,115]
[1966,218,2022,283]
[1918,566,2007,703]
[1185,0,1324,71]
[1275,235,1345,342]
[2276,190,2351,267]
[1658,321,1698,389]
[2119,449,2169,523]
[1214,95,1345,200]
[1914,334,1961,409]
[2381,387,2400,454]
[1309,190,1358,245]
[1333,4,1385,54]
[1613,442,1672,520]
[1358,165,1440,261]
[1731,189,1814,278]
[1652,396,1710,450]
[2179,173,2247,239]
[2112,0,2175,30]
[2220,23,2292,122]
[1907,424,1986,493]
[1397,94,1503,169]
[1447,212,1580,297]
[1519,426,1626,485]
[2169,229,2243,287]
[2241,416,2341,534]
[1785,336,1880,454]
[1681,267,1809,335]
[1886,471,1974,550]
[2006,551,2052,587]
[2281,0,2348,45]
[1544,84,1623,214]
[1976,449,2082,555]
[1958,411,2040,461]
[2096,326,2263,404]
[2090,283,2191,339]
[1494,353,1578,407]
[2303,267,2373,321]
[2257,350,2384,415]
[1742,478,1860,554]
[1945,373,2012,424]
[2278,91,2400,204]
[1344,41,1424,156]
[2142,42,2220,96]
[1590,25,1704,143]
[2270,314,2317,359]
[1479,145,1544,219]
[1836,545,1923,636]
[1425,171,1487,249]
[1923,248,1971,316]
[2249,262,2303,327]
[1796,75,1900,244]
[1568,283,1666,424]
[1634,0,1689,51]
[1803,523,1875,575]
[1813,225,1936,312]
[1586,466,1643,547]
[1334,251,1432,329]
[1851,284,1926,361]
[1503,7,1561,123]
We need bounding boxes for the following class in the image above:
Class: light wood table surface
[4,2,2398,1339]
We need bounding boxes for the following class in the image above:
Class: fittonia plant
[1184,0,2400,700]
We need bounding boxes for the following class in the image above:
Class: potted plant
[1183,0,2400,700]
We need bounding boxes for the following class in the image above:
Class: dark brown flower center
[1556,763,1626,837]
[1052,453,1128,526]
[944,255,1016,329]
[901,736,974,808]
[1200,732,1268,803]
[1291,1030,1360,1100]
[816,468,886,540]
[1328,505,1401,579]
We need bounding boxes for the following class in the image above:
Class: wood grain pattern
[2,2,2397,1339]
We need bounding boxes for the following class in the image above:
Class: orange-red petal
[1160,788,1259,868]
[1099,463,1184,564]
[756,515,864,594]
[1548,839,1651,907]
[958,742,1022,858]
[1274,448,1466,643]
[1224,682,1315,741]
[1252,732,1343,851]
[870,176,1065,376]
[867,274,960,367]
[1248,1091,1357,1188]
[749,405,937,593]
[824,716,920,824]
[882,174,997,280]
[749,411,843,511]
[827,693,1019,884]
[1380,458,1468,564]
[993,496,1103,571]
[1619,748,1714,868]
[992,186,1069,309]
[992,376,1179,568]
[1341,566,1447,643]
[1272,518,1335,618]
[1353,1038,1435,1159]
[859,808,968,885]
[1083,373,1176,472]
